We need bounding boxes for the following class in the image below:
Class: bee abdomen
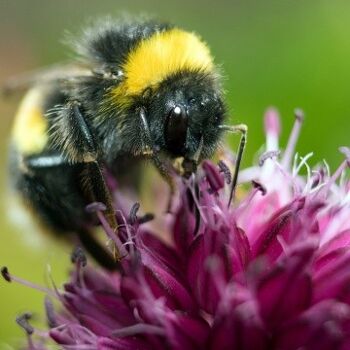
[11,87,49,156]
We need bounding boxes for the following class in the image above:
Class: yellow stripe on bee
[12,88,48,155]
[112,28,214,104]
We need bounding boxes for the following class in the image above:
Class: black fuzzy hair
[73,17,173,69]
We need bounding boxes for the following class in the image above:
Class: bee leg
[21,153,117,270]
[79,161,122,261]
[53,102,120,260]
[152,154,176,213]
[219,124,248,207]
[76,229,117,271]
[139,107,175,212]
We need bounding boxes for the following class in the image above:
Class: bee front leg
[51,101,120,260]
[219,123,248,207]
[151,153,176,213]
[139,107,175,212]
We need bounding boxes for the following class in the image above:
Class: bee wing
[2,61,93,97]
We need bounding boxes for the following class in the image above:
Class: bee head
[145,71,226,163]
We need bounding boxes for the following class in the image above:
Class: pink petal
[210,300,267,350]
[256,245,313,328]
[79,314,111,336]
[172,195,197,256]
[187,232,225,313]
[252,198,305,261]
[276,301,350,350]
[164,314,210,350]
[98,336,151,350]
[202,160,225,192]
[143,263,195,311]
[316,230,350,271]
[313,252,350,303]
[139,232,183,278]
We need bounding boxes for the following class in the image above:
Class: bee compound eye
[165,105,188,155]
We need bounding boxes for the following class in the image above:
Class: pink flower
[3,108,350,350]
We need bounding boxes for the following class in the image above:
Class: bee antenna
[218,124,248,207]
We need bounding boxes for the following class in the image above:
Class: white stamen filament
[282,110,304,170]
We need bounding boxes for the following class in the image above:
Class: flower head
[3,108,350,350]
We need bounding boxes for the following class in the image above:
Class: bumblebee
[7,19,246,268]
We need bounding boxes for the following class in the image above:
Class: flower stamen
[1,266,57,298]
[282,108,304,170]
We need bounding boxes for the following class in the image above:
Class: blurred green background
[0,0,349,346]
